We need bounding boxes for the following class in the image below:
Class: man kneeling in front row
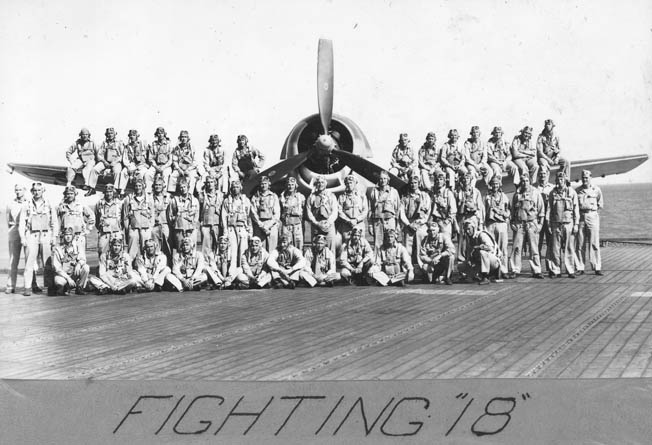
[419,223,454,285]
[267,234,314,289]
[304,234,340,287]
[369,229,414,286]
[457,219,502,285]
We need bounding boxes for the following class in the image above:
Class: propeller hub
[315,134,336,153]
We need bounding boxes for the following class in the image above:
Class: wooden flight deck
[2,243,652,380]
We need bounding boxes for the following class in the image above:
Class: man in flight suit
[339,227,374,285]
[95,184,123,258]
[57,186,95,255]
[336,174,368,249]
[511,126,538,184]
[267,234,313,289]
[231,134,265,183]
[508,175,545,279]
[279,177,305,251]
[5,184,26,294]
[399,174,431,269]
[547,171,579,278]
[575,169,604,275]
[66,128,99,193]
[221,179,252,264]
[122,179,154,259]
[369,229,414,287]
[89,127,124,196]
[306,175,339,255]
[250,175,280,253]
[389,133,415,183]
[304,234,340,287]
[198,175,224,256]
[368,170,401,251]
[419,222,454,285]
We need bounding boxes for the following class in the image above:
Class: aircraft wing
[7,162,120,192]
[7,163,69,186]
[566,154,649,182]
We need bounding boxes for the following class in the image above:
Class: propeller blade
[243,151,309,195]
[331,149,407,190]
[317,38,334,135]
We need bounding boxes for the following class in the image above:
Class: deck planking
[2,244,652,380]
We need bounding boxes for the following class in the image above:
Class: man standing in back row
[547,171,579,278]
[575,170,603,275]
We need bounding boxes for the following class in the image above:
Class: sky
[1,0,651,206]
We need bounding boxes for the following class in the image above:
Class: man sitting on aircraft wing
[417,132,441,190]
[487,126,519,186]
[65,128,100,193]
[537,119,570,183]
[439,129,467,189]
[231,134,265,182]
[88,127,124,197]
[389,133,415,183]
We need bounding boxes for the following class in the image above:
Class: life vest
[420,146,438,166]
[174,196,198,230]
[486,193,508,223]
[179,253,200,278]
[444,144,463,166]
[77,142,96,163]
[281,193,303,225]
[403,191,428,221]
[152,194,170,225]
[151,141,172,165]
[466,140,484,163]
[201,192,223,225]
[372,189,397,219]
[340,192,364,220]
[126,141,147,165]
[550,188,574,223]
[431,191,452,221]
[26,200,52,231]
[256,192,276,220]
[97,200,121,232]
[59,202,84,233]
[106,253,131,279]
[458,189,478,217]
[422,235,444,257]
[225,196,248,227]
[514,190,537,222]
[310,193,333,221]
[344,242,366,267]
[127,195,152,229]
[103,141,122,164]
[380,245,402,276]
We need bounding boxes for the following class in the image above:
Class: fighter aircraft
[6,39,649,196]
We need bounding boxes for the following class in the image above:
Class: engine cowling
[281,113,373,194]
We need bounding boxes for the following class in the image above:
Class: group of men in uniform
[4,120,604,295]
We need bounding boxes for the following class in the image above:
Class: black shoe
[326,281,333,287]
[32,285,43,294]
[578,270,585,275]
[556,274,562,278]
[532,273,544,279]
[548,271,555,278]
[506,272,517,279]
[596,270,603,276]
[75,287,86,295]
[478,277,491,285]
[84,188,96,196]
[154,284,162,292]
[286,281,296,290]
[568,273,576,279]
[444,278,453,285]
